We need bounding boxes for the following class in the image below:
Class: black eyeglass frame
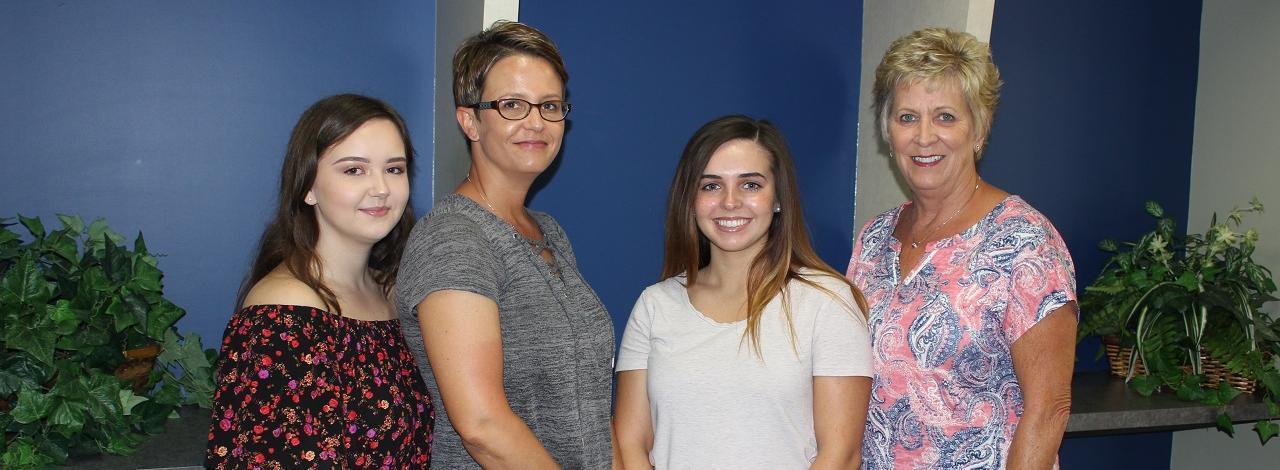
[469,98,571,122]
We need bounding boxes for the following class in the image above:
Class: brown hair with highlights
[662,115,868,355]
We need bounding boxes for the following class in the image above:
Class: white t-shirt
[616,270,873,469]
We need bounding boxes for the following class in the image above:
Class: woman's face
[887,77,979,196]
[461,54,565,177]
[694,139,776,260]
[306,118,410,246]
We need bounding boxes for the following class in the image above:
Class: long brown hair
[662,115,868,355]
[236,94,417,314]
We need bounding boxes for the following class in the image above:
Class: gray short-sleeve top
[397,194,615,469]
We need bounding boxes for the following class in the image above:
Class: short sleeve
[810,283,874,377]
[396,211,502,317]
[1002,212,1078,344]
[615,289,655,372]
[206,306,341,467]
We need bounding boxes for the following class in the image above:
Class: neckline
[892,194,1019,250]
[447,193,563,278]
[672,275,746,327]
[447,193,551,244]
[891,194,1019,285]
[239,304,397,323]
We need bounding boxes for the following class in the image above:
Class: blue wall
[987,1,1203,468]
[521,0,863,342]
[0,1,436,345]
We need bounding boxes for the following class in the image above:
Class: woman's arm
[418,289,559,469]
[1007,303,1077,469]
[810,376,872,469]
[613,369,654,470]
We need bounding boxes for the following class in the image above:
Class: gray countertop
[1067,372,1276,436]
[64,373,1277,468]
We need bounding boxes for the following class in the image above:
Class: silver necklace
[910,182,981,249]
[466,174,556,264]
[466,174,498,212]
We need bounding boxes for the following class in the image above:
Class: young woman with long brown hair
[206,94,433,468]
[614,115,873,469]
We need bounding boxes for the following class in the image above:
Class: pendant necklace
[909,181,981,249]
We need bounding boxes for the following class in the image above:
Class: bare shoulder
[242,266,328,311]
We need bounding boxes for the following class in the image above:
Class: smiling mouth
[360,207,391,217]
[911,155,944,165]
[715,218,750,230]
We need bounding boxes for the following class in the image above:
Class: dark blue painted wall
[0,1,436,345]
[521,0,863,343]
[988,1,1203,468]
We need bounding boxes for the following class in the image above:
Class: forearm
[615,440,652,470]
[456,409,560,469]
[809,447,860,469]
[1005,396,1071,469]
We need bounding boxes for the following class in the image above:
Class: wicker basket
[1104,343,1147,377]
[1102,336,1262,393]
[1200,352,1259,394]
[1102,337,1146,378]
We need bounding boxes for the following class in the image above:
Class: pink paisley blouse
[846,195,1076,469]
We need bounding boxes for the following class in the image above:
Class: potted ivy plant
[1078,199,1280,444]
[0,215,216,468]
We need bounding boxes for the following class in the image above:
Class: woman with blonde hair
[849,27,1077,468]
[614,115,872,469]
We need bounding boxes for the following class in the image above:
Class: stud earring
[773,204,782,213]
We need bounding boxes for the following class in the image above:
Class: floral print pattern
[206,305,434,469]
[847,196,1075,469]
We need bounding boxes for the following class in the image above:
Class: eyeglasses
[469,98,571,122]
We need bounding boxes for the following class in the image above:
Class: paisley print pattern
[847,196,1075,469]
[206,305,434,469]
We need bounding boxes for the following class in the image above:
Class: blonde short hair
[872,27,1002,158]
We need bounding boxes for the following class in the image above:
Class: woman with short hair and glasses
[395,21,614,469]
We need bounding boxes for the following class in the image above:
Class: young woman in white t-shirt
[613,115,873,469]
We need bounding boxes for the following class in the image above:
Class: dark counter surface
[65,372,1277,467]
[1067,372,1276,436]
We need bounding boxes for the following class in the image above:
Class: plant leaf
[17,214,45,239]
[145,299,185,340]
[4,316,56,366]
[56,214,85,234]
[1130,375,1161,396]
[10,386,54,424]
[131,255,163,292]
[0,354,48,396]
[1255,420,1279,445]
[1145,201,1165,218]
[1216,412,1235,437]
[0,253,50,308]
[47,398,88,437]
[107,298,138,333]
[119,389,149,416]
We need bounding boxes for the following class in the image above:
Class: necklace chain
[910,181,981,249]
[466,174,499,213]
[466,174,556,263]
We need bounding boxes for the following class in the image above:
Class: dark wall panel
[988,1,1203,467]
[0,1,436,344]
[520,0,863,343]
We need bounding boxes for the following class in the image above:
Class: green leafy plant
[0,215,216,468]
[1078,199,1280,444]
